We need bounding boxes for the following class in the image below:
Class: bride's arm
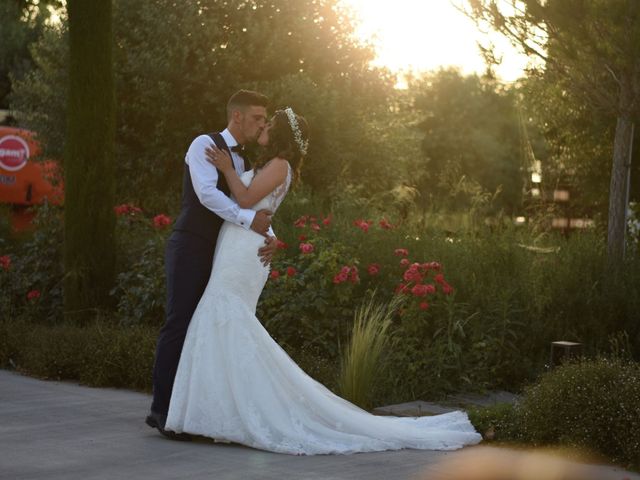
[205,146,288,208]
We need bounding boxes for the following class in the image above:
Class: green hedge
[0,316,340,394]
[469,357,640,469]
[0,318,155,390]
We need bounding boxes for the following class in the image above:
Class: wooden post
[550,341,582,368]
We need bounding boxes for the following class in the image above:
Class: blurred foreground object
[421,446,638,480]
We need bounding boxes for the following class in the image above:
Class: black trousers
[150,230,216,415]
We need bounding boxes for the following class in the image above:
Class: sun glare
[340,0,529,83]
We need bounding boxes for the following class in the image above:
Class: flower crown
[283,107,308,156]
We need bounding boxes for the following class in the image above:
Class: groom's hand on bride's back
[258,236,277,266]
[250,209,272,236]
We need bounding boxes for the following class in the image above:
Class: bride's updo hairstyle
[255,108,309,183]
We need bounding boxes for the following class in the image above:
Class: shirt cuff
[237,209,256,230]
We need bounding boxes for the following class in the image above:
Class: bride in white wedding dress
[165,108,482,455]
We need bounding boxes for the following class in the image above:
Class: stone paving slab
[373,391,520,417]
[1,370,637,480]
[373,401,459,417]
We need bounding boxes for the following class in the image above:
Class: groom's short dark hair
[227,90,269,120]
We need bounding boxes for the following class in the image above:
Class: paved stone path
[1,370,637,480]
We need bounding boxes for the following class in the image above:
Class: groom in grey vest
[147,90,276,439]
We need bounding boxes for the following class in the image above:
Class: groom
[147,90,276,439]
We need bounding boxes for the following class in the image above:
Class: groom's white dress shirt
[185,129,256,230]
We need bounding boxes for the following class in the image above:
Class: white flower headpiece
[283,107,308,156]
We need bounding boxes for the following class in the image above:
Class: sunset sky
[341,0,530,82]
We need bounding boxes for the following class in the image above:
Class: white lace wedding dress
[165,166,482,455]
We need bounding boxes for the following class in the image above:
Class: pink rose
[294,215,308,228]
[394,248,409,257]
[411,284,429,297]
[114,204,129,215]
[286,266,297,277]
[0,255,10,270]
[270,270,280,280]
[379,218,393,230]
[353,219,371,233]
[442,283,454,295]
[349,266,360,284]
[403,269,423,283]
[367,264,380,276]
[299,243,314,254]
[153,214,172,228]
[333,272,349,284]
[27,289,41,300]
[114,204,142,216]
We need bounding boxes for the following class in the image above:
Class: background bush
[470,357,640,469]
[518,357,640,468]
[0,317,155,390]
[0,203,63,323]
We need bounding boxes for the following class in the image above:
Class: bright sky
[341,0,530,83]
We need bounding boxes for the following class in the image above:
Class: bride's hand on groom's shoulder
[205,146,233,173]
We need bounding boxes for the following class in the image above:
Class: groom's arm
[186,135,257,229]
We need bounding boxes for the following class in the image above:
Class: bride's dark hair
[254,109,309,183]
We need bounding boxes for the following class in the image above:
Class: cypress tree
[65,0,116,321]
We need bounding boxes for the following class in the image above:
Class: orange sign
[0,127,63,206]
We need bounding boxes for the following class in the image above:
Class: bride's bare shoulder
[264,157,291,173]
[266,156,289,166]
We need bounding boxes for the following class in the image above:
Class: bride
[165,108,482,455]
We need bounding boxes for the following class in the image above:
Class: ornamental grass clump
[338,293,400,410]
[518,357,640,468]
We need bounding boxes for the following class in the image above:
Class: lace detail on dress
[268,162,292,213]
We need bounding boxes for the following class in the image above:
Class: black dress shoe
[145,411,192,441]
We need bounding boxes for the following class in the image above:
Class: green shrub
[518,357,640,467]
[108,205,171,325]
[0,203,63,323]
[468,402,520,442]
[0,317,156,391]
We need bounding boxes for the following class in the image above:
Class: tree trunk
[606,82,634,273]
[64,0,116,321]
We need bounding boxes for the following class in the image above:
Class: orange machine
[0,127,63,230]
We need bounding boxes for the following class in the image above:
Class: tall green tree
[64,0,116,320]
[409,69,524,216]
[466,0,640,271]
[0,0,63,109]
[12,0,396,208]
[521,73,640,220]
